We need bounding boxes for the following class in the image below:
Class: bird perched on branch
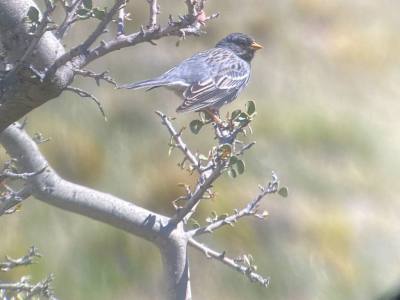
[118,33,262,118]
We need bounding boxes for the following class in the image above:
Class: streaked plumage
[118,33,262,113]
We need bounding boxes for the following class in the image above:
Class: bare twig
[171,164,223,225]
[156,111,202,173]
[48,0,126,75]
[185,0,197,17]
[0,246,41,272]
[1,165,47,181]
[188,238,270,287]
[147,0,160,29]
[188,173,279,237]
[49,0,218,71]
[0,186,32,216]
[56,0,84,39]
[117,1,127,36]
[65,86,107,120]
[0,274,56,300]
[74,68,116,86]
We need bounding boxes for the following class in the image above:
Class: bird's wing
[177,57,250,112]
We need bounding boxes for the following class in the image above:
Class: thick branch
[0,124,168,241]
[0,124,191,299]
[0,0,74,133]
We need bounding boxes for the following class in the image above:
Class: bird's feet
[203,108,222,124]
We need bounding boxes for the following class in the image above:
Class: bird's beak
[250,41,263,50]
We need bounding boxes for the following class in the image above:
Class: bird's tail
[117,77,168,90]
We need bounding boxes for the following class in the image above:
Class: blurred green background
[2,0,400,299]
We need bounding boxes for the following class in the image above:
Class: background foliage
[2,0,400,299]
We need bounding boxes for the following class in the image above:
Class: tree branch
[56,0,84,39]
[188,238,270,288]
[188,174,279,237]
[156,111,202,173]
[0,124,191,299]
[0,246,40,272]
[147,0,160,29]
[65,86,107,120]
[0,0,74,133]
[0,124,169,241]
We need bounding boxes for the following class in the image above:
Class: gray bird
[118,33,262,115]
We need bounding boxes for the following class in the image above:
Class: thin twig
[147,0,160,29]
[0,274,56,300]
[1,165,47,181]
[56,0,84,39]
[0,186,32,216]
[117,1,127,36]
[65,86,107,120]
[74,69,116,86]
[156,111,202,173]
[48,0,126,75]
[0,246,41,272]
[171,164,223,225]
[49,0,218,70]
[188,173,279,237]
[188,238,270,287]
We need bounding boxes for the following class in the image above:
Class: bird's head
[215,33,263,62]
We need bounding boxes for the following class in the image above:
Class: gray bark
[0,124,191,299]
[0,0,74,132]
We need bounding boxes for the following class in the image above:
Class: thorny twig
[147,0,160,29]
[74,69,116,86]
[188,173,279,237]
[117,1,127,36]
[48,0,126,75]
[156,111,202,173]
[56,0,84,39]
[48,0,218,74]
[189,238,270,287]
[65,86,107,120]
[0,246,41,272]
[0,186,32,216]
[0,274,56,300]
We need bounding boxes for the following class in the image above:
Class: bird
[118,33,262,118]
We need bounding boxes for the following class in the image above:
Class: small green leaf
[228,168,237,178]
[76,8,90,17]
[92,8,106,20]
[83,0,93,9]
[228,156,239,166]
[235,112,250,126]
[27,7,40,23]
[236,159,245,175]
[217,213,229,221]
[189,219,200,229]
[278,186,289,198]
[189,119,203,134]
[231,109,242,120]
[246,100,256,116]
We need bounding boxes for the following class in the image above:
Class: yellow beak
[250,41,263,50]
